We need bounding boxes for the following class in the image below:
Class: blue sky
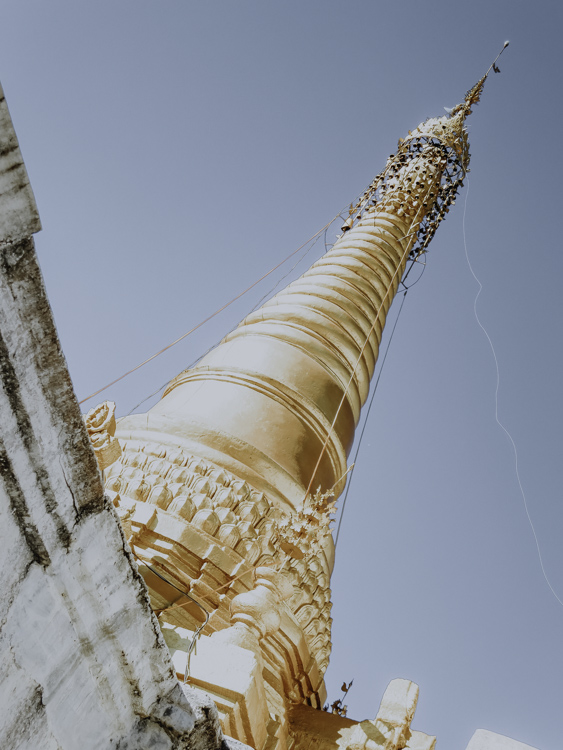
[1,2,562,748]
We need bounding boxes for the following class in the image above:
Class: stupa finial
[340,43,510,256]
[447,40,510,121]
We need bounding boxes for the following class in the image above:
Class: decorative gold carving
[106,440,333,674]
[214,566,293,648]
[84,401,121,470]
[276,487,337,561]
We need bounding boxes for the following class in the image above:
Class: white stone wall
[0,80,226,750]
[466,729,539,750]
[0,82,41,242]
[0,232,201,749]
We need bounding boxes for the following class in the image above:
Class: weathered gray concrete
[0,234,200,748]
[0,80,224,750]
[0,82,40,243]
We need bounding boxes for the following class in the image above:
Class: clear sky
[1,2,561,748]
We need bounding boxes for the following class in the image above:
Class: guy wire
[125,213,350,415]
[334,288,408,549]
[80,192,369,408]
[79,214,340,405]
[304,176,437,501]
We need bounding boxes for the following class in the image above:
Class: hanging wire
[334,289,408,549]
[304,177,438,501]
[126,380,169,416]
[332,230,431,548]
[125,223,336,416]
[79,214,342,406]
[80,190,369,409]
[249,230,324,313]
[462,182,563,610]
[400,253,427,290]
[125,327,236,415]
[131,549,210,681]
[119,194,368,416]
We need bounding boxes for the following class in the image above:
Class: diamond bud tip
[503,40,510,47]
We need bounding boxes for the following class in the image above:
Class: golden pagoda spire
[118,47,509,519]
[103,53,508,744]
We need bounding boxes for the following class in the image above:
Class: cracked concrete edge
[0,80,41,244]
[181,686,253,750]
[0,232,215,748]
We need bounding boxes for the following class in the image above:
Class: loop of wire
[462,183,563,609]
[131,549,210,681]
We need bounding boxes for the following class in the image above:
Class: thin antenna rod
[484,40,510,78]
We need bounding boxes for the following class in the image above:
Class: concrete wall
[0,78,219,750]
